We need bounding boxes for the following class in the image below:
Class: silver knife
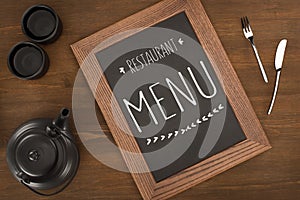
[268,39,287,115]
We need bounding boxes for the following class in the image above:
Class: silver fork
[241,16,268,83]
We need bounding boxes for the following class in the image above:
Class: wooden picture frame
[71,0,271,199]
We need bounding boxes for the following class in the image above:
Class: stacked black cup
[8,5,62,80]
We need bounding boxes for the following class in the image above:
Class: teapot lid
[7,117,79,193]
[15,130,57,177]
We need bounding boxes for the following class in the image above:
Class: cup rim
[7,41,49,80]
[21,4,61,43]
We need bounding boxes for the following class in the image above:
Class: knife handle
[251,43,269,83]
[268,71,281,115]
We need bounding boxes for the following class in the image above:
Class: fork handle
[251,43,269,83]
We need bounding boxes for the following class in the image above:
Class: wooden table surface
[0,0,299,199]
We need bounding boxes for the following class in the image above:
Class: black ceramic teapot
[6,108,79,196]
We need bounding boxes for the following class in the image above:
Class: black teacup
[21,4,62,44]
[7,41,49,80]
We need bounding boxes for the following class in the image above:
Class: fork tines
[241,16,250,32]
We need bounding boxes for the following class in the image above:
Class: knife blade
[268,39,287,115]
[275,39,287,71]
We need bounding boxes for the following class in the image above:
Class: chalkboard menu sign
[72,0,271,199]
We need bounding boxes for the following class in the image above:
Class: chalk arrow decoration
[146,138,151,146]
[213,108,219,113]
[196,118,202,124]
[186,126,191,131]
[174,131,179,137]
[191,123,197,128]
[181,129,186,134]
[218,104,224,110]
[178,38,184,45]
[202,116,208,121]
[119,67,126,74]
[146,103,226,147]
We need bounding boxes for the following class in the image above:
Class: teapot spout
[53,108,70,131]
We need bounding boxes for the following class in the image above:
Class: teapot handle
[20,176,75,196]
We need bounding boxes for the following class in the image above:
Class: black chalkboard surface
[95,12,246,182]
[71,0,271,199]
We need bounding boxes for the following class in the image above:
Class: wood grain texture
[0,0,299,200]
[71,0,271,199]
